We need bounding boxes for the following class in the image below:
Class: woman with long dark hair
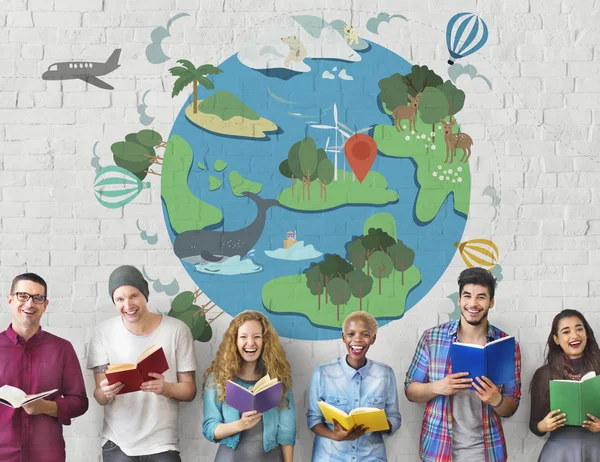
[530,309,600,460]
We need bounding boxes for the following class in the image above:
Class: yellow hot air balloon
[454,239,499,270]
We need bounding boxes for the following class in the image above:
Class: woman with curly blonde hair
[202,310,296,462]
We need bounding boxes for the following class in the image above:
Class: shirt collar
[448,318,495,341]
[6,324,44,345]
[339,355,372,380]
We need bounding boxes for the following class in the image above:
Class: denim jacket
[307,357,402,461]
[202,375,296,452]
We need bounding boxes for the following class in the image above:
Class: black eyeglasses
[11,292,47,304]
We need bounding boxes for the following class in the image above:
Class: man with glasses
[0,273,88,462]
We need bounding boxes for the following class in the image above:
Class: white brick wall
[1,0,599,460]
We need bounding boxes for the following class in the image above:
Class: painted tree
[346,237,367,270]
[368,251,394,295]
[317,156,334,202]
[418,87,450,144]
[169,61,223,114]
[389,241,416,285]
[111,129,165,179]
[361,228,396,275]
[298,137,319,200]
[279,159,296,198]
[319,254,354,304]
[378,73,409,112]
[347,269,373,311]
[438,80,465,124]
[305,263,325,311]
[327,277,352,322]
[401,65,444,97]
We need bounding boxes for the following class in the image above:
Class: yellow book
[317,401,389,432]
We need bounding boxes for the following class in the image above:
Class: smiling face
[8,280,48,334]
[554,316,587,360]
[113,285,149,325]
[342,319,376,363]
[237,320,264,364]
[458,283,494,326]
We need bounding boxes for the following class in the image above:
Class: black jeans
[102,440,182,462]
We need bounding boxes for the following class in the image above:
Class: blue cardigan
[202,376,297,452]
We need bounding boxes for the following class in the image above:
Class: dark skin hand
[331,419,368,441]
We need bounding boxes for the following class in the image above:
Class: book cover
[450,336,516,388]
[0,385,58,409]
[317,401,390,432]
[225,374,283,413]
[550,372,600,426]
[106,345,169,395]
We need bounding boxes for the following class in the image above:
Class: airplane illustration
[42,49,121,90]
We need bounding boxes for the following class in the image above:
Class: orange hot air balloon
[454,239,499,270]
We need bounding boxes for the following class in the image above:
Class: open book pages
[227,373,280,395]
[0,385,58,409]
[554,371,597,383]
[350,407,380,415]
[106,344,162,373]
[455,335,514,349]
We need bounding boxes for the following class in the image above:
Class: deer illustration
[440,119,473,163]
[393,92,422,132]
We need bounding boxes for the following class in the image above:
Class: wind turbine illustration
[311,103,372,181]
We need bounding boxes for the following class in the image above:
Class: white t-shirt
[87,315,198,456]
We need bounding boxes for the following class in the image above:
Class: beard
[462,308,489,326]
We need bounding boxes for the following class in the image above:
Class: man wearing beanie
[87,265,198,462]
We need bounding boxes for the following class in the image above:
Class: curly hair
[203,310,293,408]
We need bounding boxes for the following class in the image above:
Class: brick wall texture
[1,0,599,460]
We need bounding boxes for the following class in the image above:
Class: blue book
[450,336,516,388]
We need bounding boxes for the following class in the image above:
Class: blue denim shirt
[202,375,296,452]
[307,357,402,462]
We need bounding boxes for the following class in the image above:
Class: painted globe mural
[161,16,471,340]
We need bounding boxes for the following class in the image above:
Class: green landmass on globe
[208,175,222,191]
[373,119,470,223]
[262,213,421,328]
[161,135,223,233]
[185,90,278,139]
[229,171,263,197]
[277,169,398,211]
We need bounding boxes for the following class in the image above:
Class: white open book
[0,385,58,409]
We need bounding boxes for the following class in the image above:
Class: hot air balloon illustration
[446,13,489,65]
[94,165,151,209]
[454,239,498,270]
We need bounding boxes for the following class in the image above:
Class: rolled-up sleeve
[385,369,402,435]
[404,331,430,390]
[276,387,297,446]
[202,384,224,442]
[306,367,323,430]
[55,342,88,425]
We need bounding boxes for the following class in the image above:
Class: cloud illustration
[137,90,154,126]
[448,63,492,90]
[366,13,408,34]
[145,13,190,64]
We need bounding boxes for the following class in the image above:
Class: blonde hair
[203,311,292,407]
[342,311,378,335]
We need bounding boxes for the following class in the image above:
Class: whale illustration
[173,191,280,265]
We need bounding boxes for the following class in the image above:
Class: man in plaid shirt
[405,267,521,462]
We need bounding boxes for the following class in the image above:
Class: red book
[105,345,169,395]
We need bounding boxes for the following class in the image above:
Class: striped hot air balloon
[446,13,489,65]
[454,239,498,270]
[94,166,151,209]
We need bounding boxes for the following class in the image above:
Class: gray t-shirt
[452,390,486,461]
[87,315,198,456]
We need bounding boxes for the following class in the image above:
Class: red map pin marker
[344,134,378,183]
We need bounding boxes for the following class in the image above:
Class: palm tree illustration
[169,60,223,114]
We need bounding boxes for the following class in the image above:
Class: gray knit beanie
[109,265,149,302]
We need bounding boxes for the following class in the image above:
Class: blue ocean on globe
[165,41,468,340]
